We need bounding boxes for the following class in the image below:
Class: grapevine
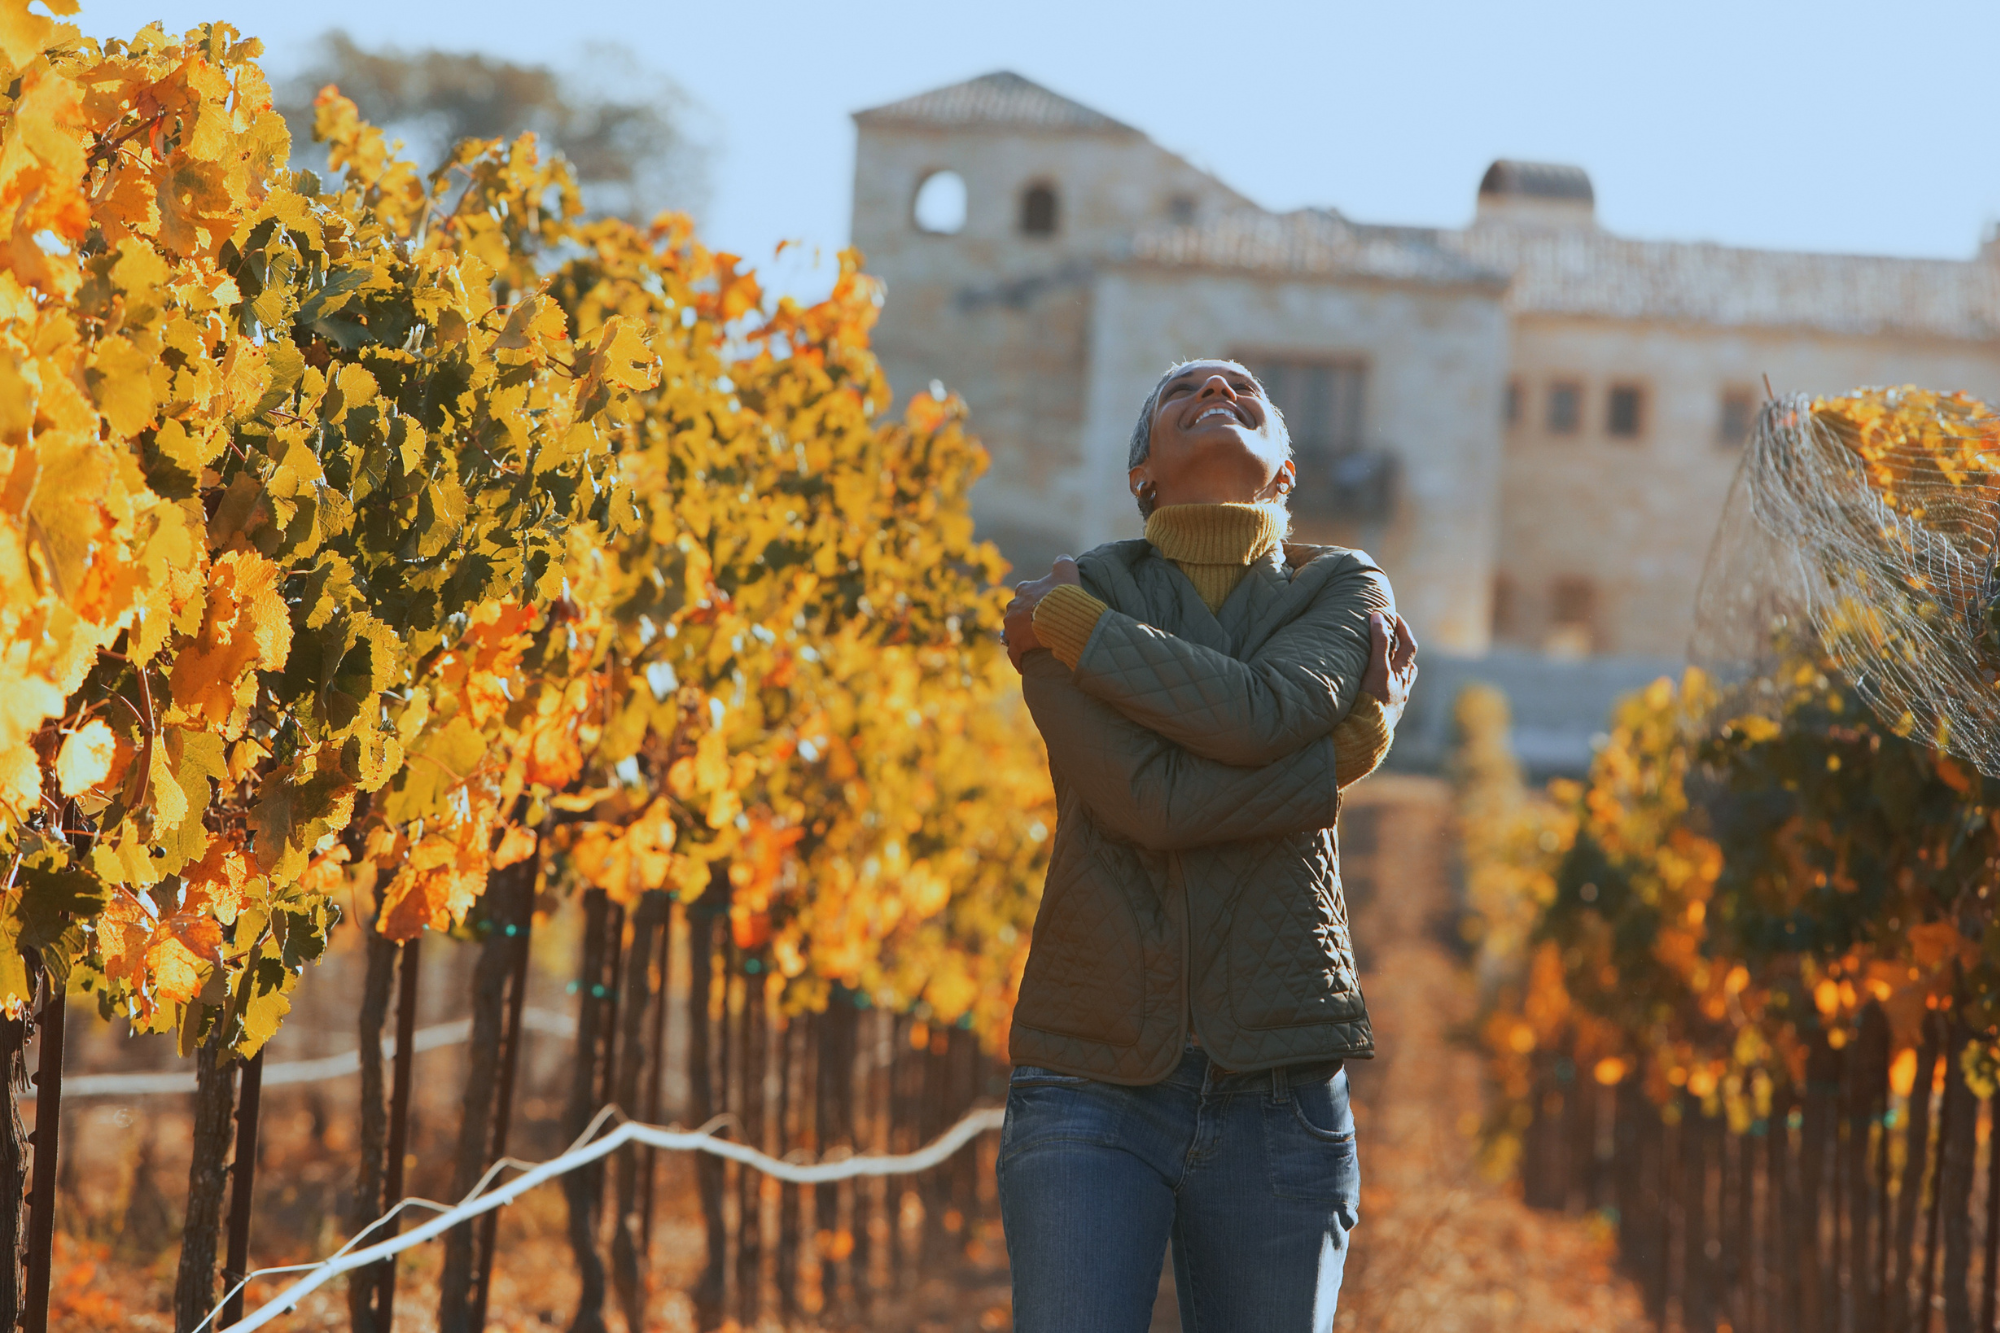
[1,0,1049,1076]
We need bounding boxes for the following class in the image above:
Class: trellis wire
[202,1100,1006,1332]
[29,1009,577,1099]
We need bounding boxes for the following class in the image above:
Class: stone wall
[1499,315,2000,657]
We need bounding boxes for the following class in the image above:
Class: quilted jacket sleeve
[1068,553,1393,767]
[1020,652,1339,852]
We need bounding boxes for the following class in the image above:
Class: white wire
[210,1100,1006,1332]
[36,1008,577,1098]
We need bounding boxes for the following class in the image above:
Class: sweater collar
[1144,502,1289,566]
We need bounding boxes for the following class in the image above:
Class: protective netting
[1694,388,2000,773]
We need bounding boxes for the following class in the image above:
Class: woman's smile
[1130,359,1294,511]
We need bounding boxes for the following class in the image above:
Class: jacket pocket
[1224,852,1360,1031]
[1013,846,1147,1047]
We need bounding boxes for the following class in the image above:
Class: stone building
[849,72,2000,762]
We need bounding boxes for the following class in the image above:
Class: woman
[999,359,1418,1331]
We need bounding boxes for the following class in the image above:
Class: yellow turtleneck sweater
[1031,502,1394,788]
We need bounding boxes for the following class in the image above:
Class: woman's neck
[1145,502,1288,568]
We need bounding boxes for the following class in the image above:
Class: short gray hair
[1127,359,1291,517]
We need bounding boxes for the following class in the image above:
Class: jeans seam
[1171,1210,1202,1333]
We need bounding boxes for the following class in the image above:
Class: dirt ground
[1318,776,1650,1333]
[44,776,1646,1332]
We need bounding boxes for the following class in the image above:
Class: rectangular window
[1552,577,1596,627]
[1546,576,1597,657]
[1242,356,1368,459]
[1607,383,1646,439]
[1718,387,1756,447]
[1504,378,1522,428]
[1546,381,1581,435]
[1241,355,1386,517]
[1491,573,1519,641]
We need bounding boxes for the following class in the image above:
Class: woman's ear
[1263,458,1298,502]
[1128,463,1152,498]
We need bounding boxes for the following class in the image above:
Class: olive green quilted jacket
[1011,538,1393,1084]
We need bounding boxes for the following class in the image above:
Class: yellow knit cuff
[1033,585,1109,669]
[1334,694,1394,789]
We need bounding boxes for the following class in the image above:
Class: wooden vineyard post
[687,874,725,1329]
[437,846,537,1333]
[918,1028,944,1269]
[20,971,63,1333]
[1938,1019,1976,1333]
[174,1025,240,1332]
[1639,1101,1669,1322]
[1729,1121,1756,1333]
[1847,1004,1889,1333]
[1922,1026,1952,1333]
[777,1010,808,1318]
[1569,1058,1597,1215]
[1714,1112,1741,1330]
[347,924,398,1333]
[219,1049,265,1328]
[1983,1083,2000,1333]
[468,901,533,1333]
[852,998,872,1310]
[868,1005,893,1305]
[1799,1032,1837,1333]
[737,961,765,1325]
[820,992,858,1321]
[1894,1015,1944,1332]
[724,940,748,1312]
[638,898,675,1254]
[1682,1104,1712,1333]
[0,1003,26,1331]
[611,889,669,1333]
[364,935,423,1331]
[562,886,621,1333]
[1522,1052,1558,1210]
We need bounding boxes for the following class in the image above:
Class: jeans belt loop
[1270,1064,1287,1101]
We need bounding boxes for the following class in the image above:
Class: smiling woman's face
[1130,360,1295,513]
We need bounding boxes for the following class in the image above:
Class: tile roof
[1126,209,1508,289]
[1442,224,2000,340]
[853,71,1136,134]
[1132,208,2000,340]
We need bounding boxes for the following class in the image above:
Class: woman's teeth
[1197,406,1237,424]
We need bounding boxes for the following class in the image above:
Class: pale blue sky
[76,0,2000,295]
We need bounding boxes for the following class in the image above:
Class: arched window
[1020,182,1058,236]
[912,170,966,235]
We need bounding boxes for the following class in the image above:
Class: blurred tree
[279,31,709,222]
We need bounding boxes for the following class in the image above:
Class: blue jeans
[997,1046,1360,1332]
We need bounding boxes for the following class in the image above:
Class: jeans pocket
[999,1068,1124,1169]
[1290,1068,1356,1141]
[1263,1074,1360,1217]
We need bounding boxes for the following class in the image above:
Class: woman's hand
[1003,556,1082,670]
[1359,612,1418,718]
